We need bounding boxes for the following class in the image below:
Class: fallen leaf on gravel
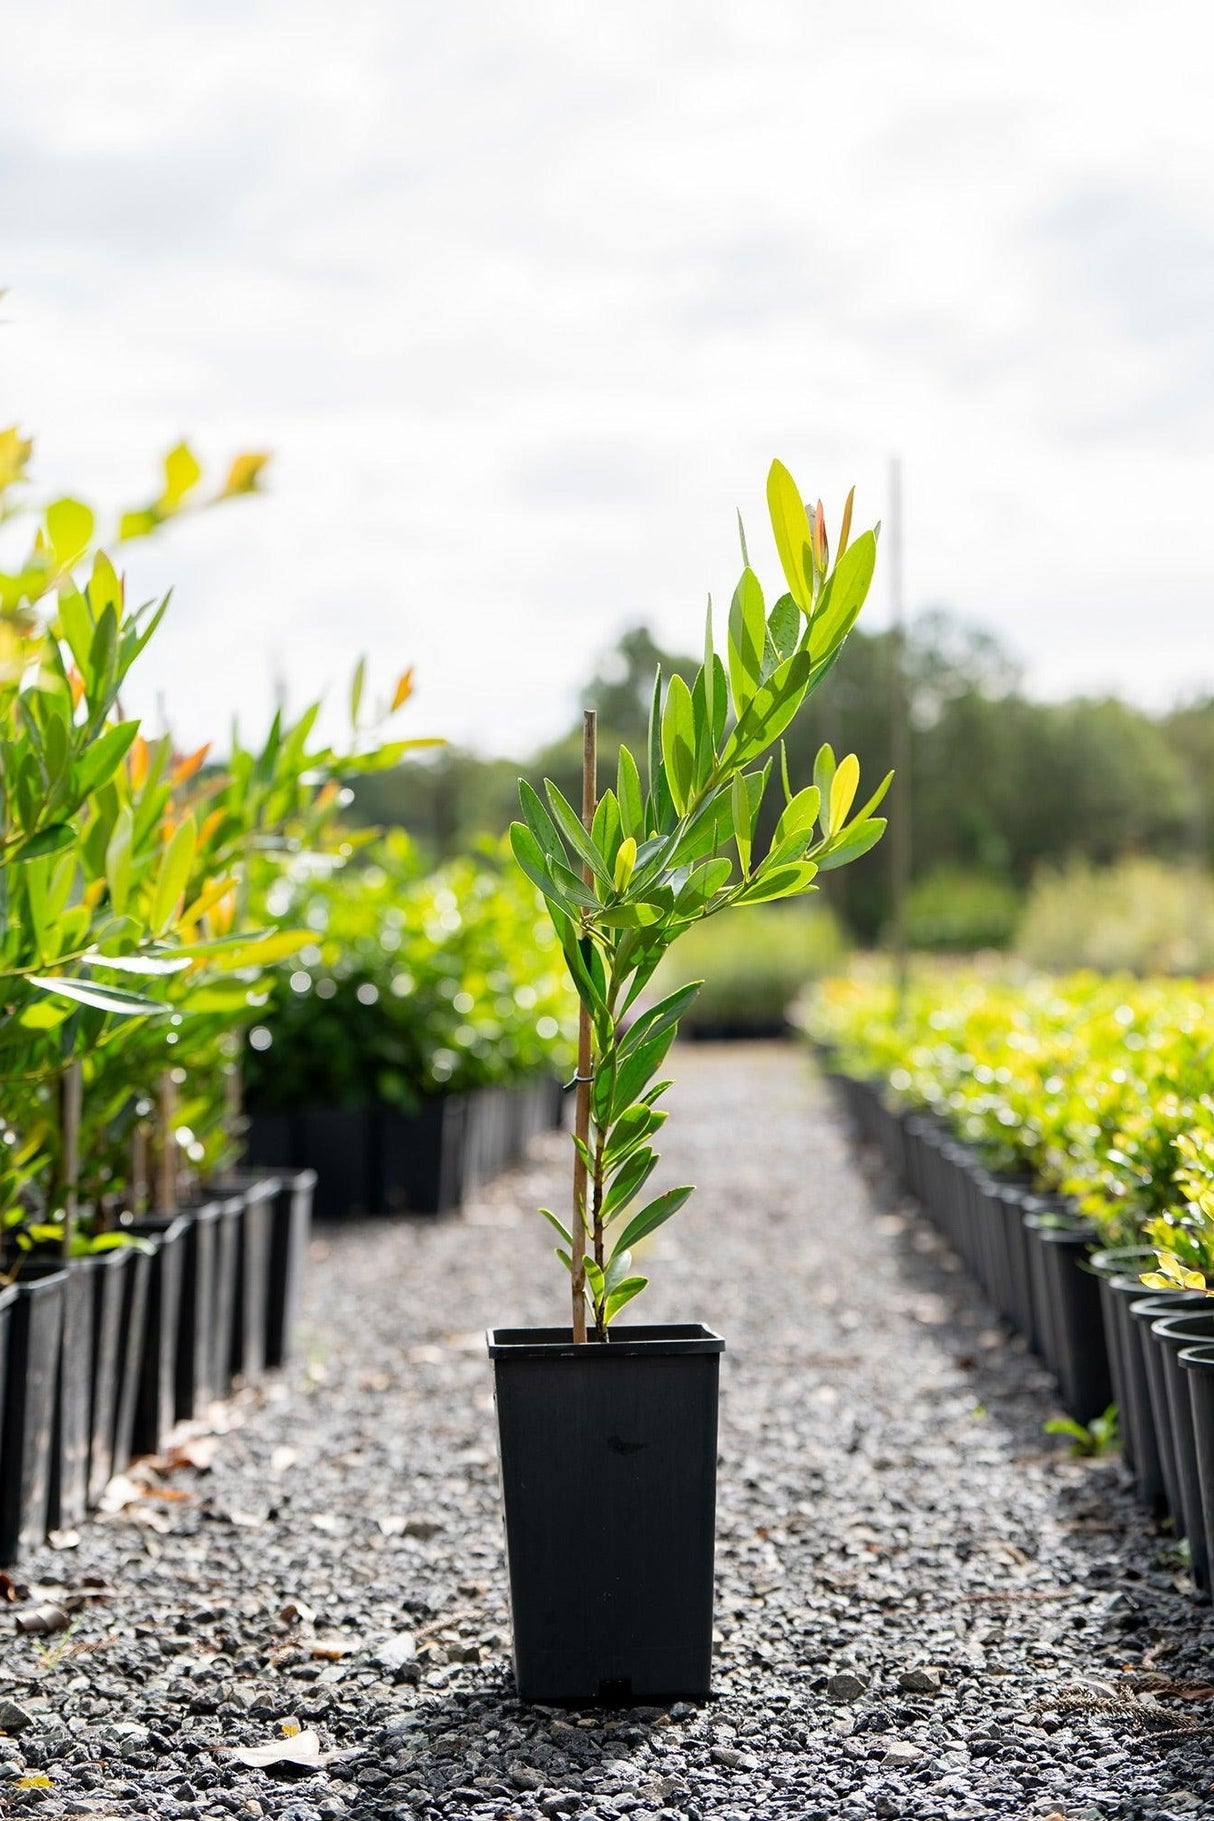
[310,1637,356,1661]
[227,1727,323,1769]
[270,1446,297,1474]
[375,1631,416,1670]
[225,1509,268,1529]
[163,1433,221,1472]
[376,1515,406,1537]
[406,1344,443,1365]
[15,1602,70,1635]
[0,1573,19,1602]
[279,1598,316,1626]
[15,1776,52,1790]
[310,1513,346,1535]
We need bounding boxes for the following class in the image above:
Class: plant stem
[570,709,597,1344]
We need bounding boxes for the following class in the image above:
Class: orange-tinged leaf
[82,878,106,910]
[221,451,271,496]
[199,808,226,847]
[68,667,86,708]
[838,485,855,560]
[180,874,236,927]
[813,498,828,576]
[128,735,150,790]
[392,667,415,712]
[172,743,210,787]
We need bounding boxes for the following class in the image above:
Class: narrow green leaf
[8,823,74,864]
[828,753,860,833]
[105,804,134,913]
[813,743,836,826]
[735,861,819,904]
[808,530,877,662]
[616,745,644,839]
[766,459,813,615]
[604,1277,649,1323]
[731,773,752,876]
[660,673,697,816]
[727,567,765,720]
[545,780,613,885]
[815,818,886,871]
[151,815,197,934]
[27,974,167,1017]
[612,1186,693,1255]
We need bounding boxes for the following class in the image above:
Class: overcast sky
[3,0,1211,755]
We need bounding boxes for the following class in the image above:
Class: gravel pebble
[5,1046,1214,1819]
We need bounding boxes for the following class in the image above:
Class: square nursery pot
[296,1107,378,1222]
[174,1201,223,1422]
[48,1255,102,1532]
[487,1323,725,1705]
[208,1195,246,1405]
[127,1214,192,1459]
[264,1168,316,1369]
[86,1245,138,1507]
[0,1264,68,1562]
[230,1176,279,1385]
[380,1097,467,1215]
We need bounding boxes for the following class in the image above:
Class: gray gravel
[4,1044,1214,1820]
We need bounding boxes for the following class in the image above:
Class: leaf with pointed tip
[766,460,814,615]
[611,1186,693,1256]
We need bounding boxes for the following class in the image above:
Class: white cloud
[3,0,1212,755]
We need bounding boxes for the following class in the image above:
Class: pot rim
[1150,1312,1214,1344]
[1179,1343,1214,1373]
[487,1322,724,1360]
[1128,1291,1207,1321]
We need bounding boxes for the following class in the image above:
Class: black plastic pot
[381,1097,467,1215]
[265,1168,316,1369]
[1151,1311,1214,1593]
[989,1184,1036,1346]
[0,1264,68,1562]
[48,1256,100,1531]
[0,1285,13,1455]
[1128,1291,1205,1527]
[111,1243,153,1480]
[1088,1248,1158,1480]
[1179,1344,1214,1606]
[488,1323,724,1704]
[174,1201,221,1421]
[87,1246,135,1506]
[209,1195,244,1403]
[298,1108,378,1221]
[230,1177,277,1384]
[128,1215,191,1458]
[1102,1272,1167,1508]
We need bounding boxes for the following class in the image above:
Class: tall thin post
[60,1061,82,1262]
[569,710,597,1344]
[888,457,911,1014]
[157,1070,179,1215]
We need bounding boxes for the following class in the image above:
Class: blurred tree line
[351,616,1214,943]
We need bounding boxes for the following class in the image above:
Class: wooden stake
[60,1061,83,1262]
[157,1070,178,1214]
[570,709,597,1344]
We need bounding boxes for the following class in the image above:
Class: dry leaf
[15,1775,52,1790]
[279,1598,316,1626]
[270,1446,298,1475]
[228,1727,323,1769]
[376,1515,406,1538]
[46,1529,80,1551]
[0,1573,19,1603]
[309,1637,355,1661]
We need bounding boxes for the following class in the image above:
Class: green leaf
[673,857,732,916]
[727,568,766,720]
[732,773,752,876]
[613,835,638,892]
[539,1207,573,1247]
[27,974,167,1017]
[592,789,622,868]
[57,582,95,677]
[162,440,202,506]
[660,673,697,816]
[510,821,567,906]
[45,497,95,569]
[604,1277,649,1323]
[766,459,814,615]
[815,818,886,871]
[809,530,877,662]
[602,1147,659,1221]
[616,746,644,839]
[104,804,134,913]
[813,743,836,826]
[703,597,715,733]
[611,1186,693,1255]
[611,1023,679,1121]
[8,823,74,864]
[735,862,819,904]
[775,785,821,847]
[619,980,703,1059]
[350,655,366,727]
[725,648,813,766]
[82,949,190,975]
[828,754,860,832]
[72,720,140,801]
[544,780,612,885]
[518,780,567,865]
[767,593,801,667]
[152,814,197,934]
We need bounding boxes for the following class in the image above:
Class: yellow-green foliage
[1017,857,1214,975]
[803,961,1214,1270]
[653,904,846,1033]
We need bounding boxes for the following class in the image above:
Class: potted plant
[491,460,890,1703]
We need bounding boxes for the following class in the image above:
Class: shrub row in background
[651,904,846,1039]
[806,962,1214,1602]
[803,962,1214,1270]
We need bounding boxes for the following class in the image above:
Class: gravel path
[5,1044,1214,1821]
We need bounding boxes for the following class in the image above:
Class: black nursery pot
[1102,1271,1168,1508]
[264,1168,316,1369]
[1036,1220,1111,1424]
[48,1256,100,1531]
[87,1246,135,1507]
[0,1264,67,1562]
[209,1195,245,1403]
[1088,1248,1159,1483]
[1179,1344,1214,1606]
[229,1177,278,1384]
[174,1201,221,1421]
[1151,1311,1214,1594]
[488,1324,724,1705]
[380,1097,467,1215]
[1128,1290,1205,1528]
[127,1214,191,1459]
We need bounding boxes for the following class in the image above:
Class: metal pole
[888,457,911,1013]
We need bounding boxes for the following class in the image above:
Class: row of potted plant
[0,425,431,1559]
[804,963,1214,1600]
[240,832,577,1215]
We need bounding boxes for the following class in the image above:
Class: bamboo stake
[157,1070,178,1214]
[60,1061,82,1262]
[569,709,597,1344]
